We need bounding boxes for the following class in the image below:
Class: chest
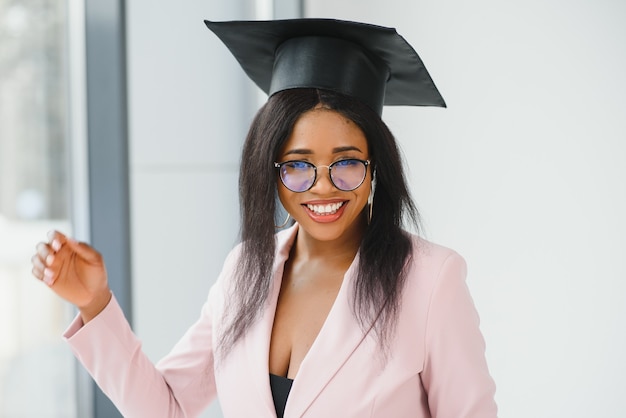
[269,262,345,378]
[212,252,432,417]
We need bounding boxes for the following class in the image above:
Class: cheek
[350,182,371,213]
[360,177,373,199]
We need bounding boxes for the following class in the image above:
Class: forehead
[281,109,368,155]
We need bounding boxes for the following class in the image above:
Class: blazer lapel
[241,226,299,416]
[239,224,368,417]
[285,251,369,417]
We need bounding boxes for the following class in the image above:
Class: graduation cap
[204,18,445,115]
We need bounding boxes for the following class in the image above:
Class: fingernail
[44,270,56,285]
[52,240,61,252]
[46,254,55,265]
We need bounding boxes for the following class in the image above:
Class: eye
[333,159,359,167]
[285,161,311,170]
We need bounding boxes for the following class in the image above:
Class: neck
[292,221,366,265]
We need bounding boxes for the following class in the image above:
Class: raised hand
[32,230,112,323]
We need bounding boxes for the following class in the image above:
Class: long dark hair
[218,88,420,355]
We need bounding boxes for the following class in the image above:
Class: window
[0,0,78,416]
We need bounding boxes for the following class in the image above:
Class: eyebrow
[283,145,363,156]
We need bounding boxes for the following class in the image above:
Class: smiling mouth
[305,201,345,215]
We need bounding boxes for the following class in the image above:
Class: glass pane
[0,0,77,416]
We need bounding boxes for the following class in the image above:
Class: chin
[297,217,365,243]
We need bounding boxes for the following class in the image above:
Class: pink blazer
[64,225,497,417]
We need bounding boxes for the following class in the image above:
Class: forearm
[78,288,112,324]
[64,295,195,418]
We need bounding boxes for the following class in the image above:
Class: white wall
[305,1,626,417]
[126,1,259,417]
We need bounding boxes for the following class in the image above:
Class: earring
[367,171,376,225]
[367,188,374,225]
[275,213,291,229]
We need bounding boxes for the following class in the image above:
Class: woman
[32,18,497,417]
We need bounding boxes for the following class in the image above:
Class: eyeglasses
[274,159,370,193]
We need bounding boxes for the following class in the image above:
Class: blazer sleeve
[420,252,498,418]
[64,285,220,418]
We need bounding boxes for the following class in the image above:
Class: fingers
[31,253,45,279]
[32,230,71,286]
[47,230,67,252]
[47,229,102,263]
[32,230,104,287]
[33,241,54,285]
[63,237,102,264]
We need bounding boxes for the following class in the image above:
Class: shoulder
[405,232,467,277]
[400,232,469,302]
[216,224,298,285]
[227,224,297,260]
[275,223,298,246]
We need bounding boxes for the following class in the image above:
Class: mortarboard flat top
[205,18,445,115]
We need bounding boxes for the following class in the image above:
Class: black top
[269,373,294,418]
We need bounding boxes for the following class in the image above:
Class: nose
[310,165,335,192]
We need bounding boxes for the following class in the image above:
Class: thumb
[64,237,103,264]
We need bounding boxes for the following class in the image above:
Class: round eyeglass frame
[274,159,371,193]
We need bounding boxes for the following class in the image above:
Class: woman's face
[276,108,371,244]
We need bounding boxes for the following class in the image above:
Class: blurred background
[0,0,76,416]
[0,0,624,417]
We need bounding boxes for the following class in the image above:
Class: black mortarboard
[204,18,445,116]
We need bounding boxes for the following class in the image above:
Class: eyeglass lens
[278,159,367,192]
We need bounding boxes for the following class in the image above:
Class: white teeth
[306,201,344,215]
